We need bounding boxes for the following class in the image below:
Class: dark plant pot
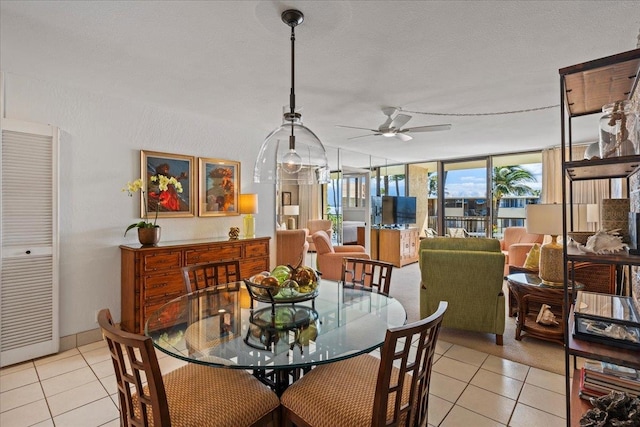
[138,227,161,246]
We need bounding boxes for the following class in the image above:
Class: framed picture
[282,192,292,206]
[198,158,240,217]
[141,150,195,218]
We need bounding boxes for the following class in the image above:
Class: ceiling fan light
[382,132,395,137]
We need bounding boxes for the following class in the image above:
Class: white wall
[2,72,276,336]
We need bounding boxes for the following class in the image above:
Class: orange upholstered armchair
[500,227,544,276]
[312,230,370,281]
[276,229,309,268]
[304,219,333,252]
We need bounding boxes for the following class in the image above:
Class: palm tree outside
[492,165,537,232]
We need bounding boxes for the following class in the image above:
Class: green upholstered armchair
[419,237,506,345]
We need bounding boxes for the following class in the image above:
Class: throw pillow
[523,243,540,270]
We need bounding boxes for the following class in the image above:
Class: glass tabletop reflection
[144,280,406,372]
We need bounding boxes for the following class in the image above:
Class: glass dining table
[145,280,406,395]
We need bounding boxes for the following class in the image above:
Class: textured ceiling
[1,1,639,168]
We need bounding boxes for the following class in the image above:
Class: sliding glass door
[441,158,490,237]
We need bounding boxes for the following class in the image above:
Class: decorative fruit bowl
[244,305,320,351]
[243,264,320,305]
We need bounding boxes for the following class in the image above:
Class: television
[380,196,417,225]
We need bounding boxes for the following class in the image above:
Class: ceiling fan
[336,107,451,142]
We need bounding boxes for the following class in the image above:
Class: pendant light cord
[289,25,296,150]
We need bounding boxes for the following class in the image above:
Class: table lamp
[239,193,258,238]
[283,205,299,230]
[587,203,599,231]
[525,203,564,286]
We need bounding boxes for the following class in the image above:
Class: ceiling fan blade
[394,133,413,142]
[336,124,379,132]
[379,116,393,128]
[347,133,381,140]
[404,124,452,133]
[390,113,411,129]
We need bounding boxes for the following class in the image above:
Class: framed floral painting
[198,158,240,217]
[141,150,195,218]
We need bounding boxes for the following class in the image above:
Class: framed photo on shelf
[282,191,291,206]
[198,158,240,217]
[141,150,195,218]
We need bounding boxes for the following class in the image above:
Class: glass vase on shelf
[598,100,639,159]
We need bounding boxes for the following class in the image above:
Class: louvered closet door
[1,118,59,367]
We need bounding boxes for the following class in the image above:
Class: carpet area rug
[389,262,566,375]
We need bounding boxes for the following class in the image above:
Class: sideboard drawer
[144,298,185,328]
[185,244,242,265]
[241,257,270,278]
[245,240,269,258]
[142,272,185,300]
[141,250,182,272]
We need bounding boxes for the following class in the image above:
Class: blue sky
[445,164,542,197]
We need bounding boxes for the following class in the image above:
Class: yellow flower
[123,179,143,195]
[123,174,183,236]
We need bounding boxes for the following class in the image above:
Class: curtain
[298,184,320,229]
[542,145,610,230]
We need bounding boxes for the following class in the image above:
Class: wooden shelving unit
[560,48,640,426]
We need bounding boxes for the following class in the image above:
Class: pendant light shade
[254,111,330,185]
[253,9,329,185]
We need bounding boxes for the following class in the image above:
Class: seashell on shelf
[577,229,628,254]
[536,304,559,326]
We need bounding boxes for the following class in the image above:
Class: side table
[506,273,584,345]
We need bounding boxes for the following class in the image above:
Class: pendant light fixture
[254,9,330,185]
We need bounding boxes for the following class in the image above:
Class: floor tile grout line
[512,401,567,421]
[2,334,568,427]
[31,351,115,423]
[31,355,57,426]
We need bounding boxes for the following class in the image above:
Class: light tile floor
[0,339,567,427]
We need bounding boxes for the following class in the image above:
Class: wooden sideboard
[120,236,270,333]
[360,227,419,268]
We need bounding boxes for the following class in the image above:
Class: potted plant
[123,175,183,245]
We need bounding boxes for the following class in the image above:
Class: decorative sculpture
[580,391,640,427]
[536,304,559,326]
[229,227,240,240]
[577,229,628,254]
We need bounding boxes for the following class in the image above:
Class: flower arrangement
[123,175,183,236]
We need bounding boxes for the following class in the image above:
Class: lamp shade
[239,194,258,215]
[254,114,330,185]
[525,204,563,236]
[587,204,599,223]
[283,205,299,216]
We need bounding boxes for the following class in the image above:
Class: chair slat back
[341,257,394,295]
[372,301,447,427]
[98,309,170,427]
[182,260,241,293]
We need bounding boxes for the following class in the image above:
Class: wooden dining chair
[98,309,280,427]
[181,260,241,293]
[341,257,394,296]
[280,301,448,427]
